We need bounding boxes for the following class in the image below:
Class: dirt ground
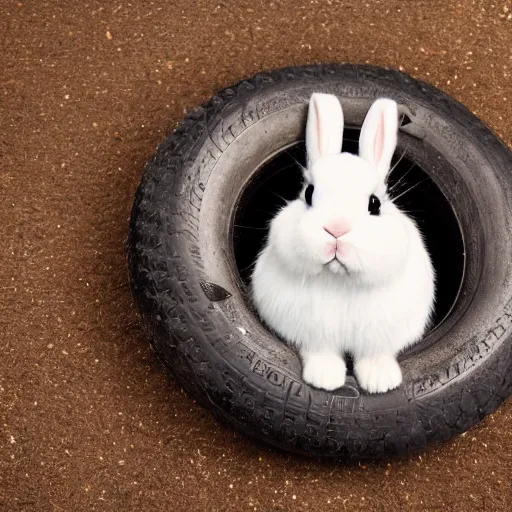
[1,1,512,510]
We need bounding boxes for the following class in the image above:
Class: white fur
[302,352,347,391]
[359,98,398,182]
[306,93,344,170]
[354,354,402,394]
[251,94,435,394]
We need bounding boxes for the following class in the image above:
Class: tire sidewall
[129,65,512,458]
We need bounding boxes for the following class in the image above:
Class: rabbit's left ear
[306,93,344,168]
[359,98,398,180]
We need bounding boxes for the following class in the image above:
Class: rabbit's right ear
[306,93,344,168]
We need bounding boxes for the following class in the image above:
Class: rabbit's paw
[302,352,346,391]
[354,354,402,393]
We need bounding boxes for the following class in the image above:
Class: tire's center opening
[232,129,465,332]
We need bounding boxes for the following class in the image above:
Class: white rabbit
[251,93,435,393]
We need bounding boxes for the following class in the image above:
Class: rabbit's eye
[305,184,314,206]
[368,194,381,215]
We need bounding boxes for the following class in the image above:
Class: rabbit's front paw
[354,354,402,394]
[302,352,346,391]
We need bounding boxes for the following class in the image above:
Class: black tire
[128,64,512,459]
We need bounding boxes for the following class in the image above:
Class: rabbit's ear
[306,93,344,168]
[359,98,398,180]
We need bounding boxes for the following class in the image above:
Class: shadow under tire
[128,64,512,459]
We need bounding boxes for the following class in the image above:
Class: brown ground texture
[1,0,512,511]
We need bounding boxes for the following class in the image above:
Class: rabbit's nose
[324,221,352,239]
